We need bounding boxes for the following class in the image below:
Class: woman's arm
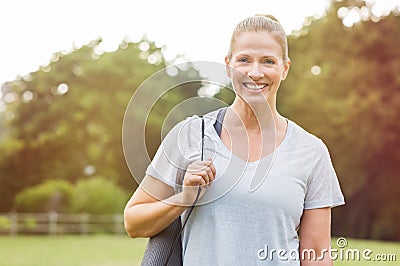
[124,175,186,238]
[124,160,216,238]
[299,207,332,266]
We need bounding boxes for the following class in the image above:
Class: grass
[0,235,147,266]
[0,235,398,265]
[332,237,399,266]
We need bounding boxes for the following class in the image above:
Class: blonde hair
[228,14,289,63]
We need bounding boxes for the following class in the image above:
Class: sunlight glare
[22,91,34,103]
[84,165,96,176]
[311,65,322,76]
[139,42,150,52]
[342,7,361,28]
[57,83,69,95]
[4,92,17,103]
[198,84,221,97]
[360,6,371,21]
[166,66,179,77]
[147,54,157,64]
[337,7,349,19]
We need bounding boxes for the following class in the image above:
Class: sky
[0,0,399,85]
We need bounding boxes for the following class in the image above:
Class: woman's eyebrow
[235,53,250,57]
[260,54,280,60]
[235,52,280,59]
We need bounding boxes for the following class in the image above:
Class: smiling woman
[124,14,345,266]
[225,29,290,108]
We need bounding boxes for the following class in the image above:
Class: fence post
[114,214,123,234]
[9,212,18,236]
[49,212,58,235]
[2,212,126,235]
[80,214,89,234]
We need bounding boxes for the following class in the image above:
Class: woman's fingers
[185,160,216,186]
[192,175,206,186]
[182,160,216,205]
[206,159,217,177]
[184,172,208,186]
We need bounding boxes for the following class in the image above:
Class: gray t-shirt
[146,110,345,265]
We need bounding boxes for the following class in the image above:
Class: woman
[124,14,345,265]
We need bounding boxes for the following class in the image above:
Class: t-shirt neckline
[207,117,293,167]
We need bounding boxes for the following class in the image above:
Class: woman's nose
[247,63,264,79]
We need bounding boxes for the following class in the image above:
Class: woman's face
[225,31,290,106]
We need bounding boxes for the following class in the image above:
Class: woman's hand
[124,160,216,237]
[182,159,216,205]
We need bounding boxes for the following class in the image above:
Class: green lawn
[0,235,398,265]
[331,238,399,266]
[0,235,147,266]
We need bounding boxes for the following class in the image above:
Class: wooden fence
[0,212,125,235]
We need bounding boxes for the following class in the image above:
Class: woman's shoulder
[179,108,224,130]
[171,108,222,129]
[287,119,327,151]
[163,109,221,141]
[164,115,202,139]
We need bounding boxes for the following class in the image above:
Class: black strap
[213,107,227,137]
[164,118,204,266]
[201,118,205,160]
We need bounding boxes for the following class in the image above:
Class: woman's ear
[281,59,291,80]
[225,55,232,78]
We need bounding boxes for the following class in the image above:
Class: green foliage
[0,38,203,211]
[214,86,235,105]
[69,177,128,215]
[0,215,11,230]
[13,180,73,213]
[280,0,400,240]
[23,216,38,230]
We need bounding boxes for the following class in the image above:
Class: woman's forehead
[231,32,283,58]
[234,51,281,60]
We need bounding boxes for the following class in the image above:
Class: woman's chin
[236,93,275,107]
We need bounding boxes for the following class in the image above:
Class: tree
[13,180,73,213]
[0,38,203,211]
[279,0,400,240]
[69,177,127,215]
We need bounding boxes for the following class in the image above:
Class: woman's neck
[229,96,284,132]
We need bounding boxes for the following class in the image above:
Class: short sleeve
[304,140,345,210]
[145,116,202,193]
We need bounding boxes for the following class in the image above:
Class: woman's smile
[243,82,269,92]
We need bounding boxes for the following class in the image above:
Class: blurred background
[0,0,399,265]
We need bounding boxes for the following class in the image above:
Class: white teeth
[244,83,267,90]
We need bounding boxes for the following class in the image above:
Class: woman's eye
[238,58,248,63]
[264,59,275,65]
